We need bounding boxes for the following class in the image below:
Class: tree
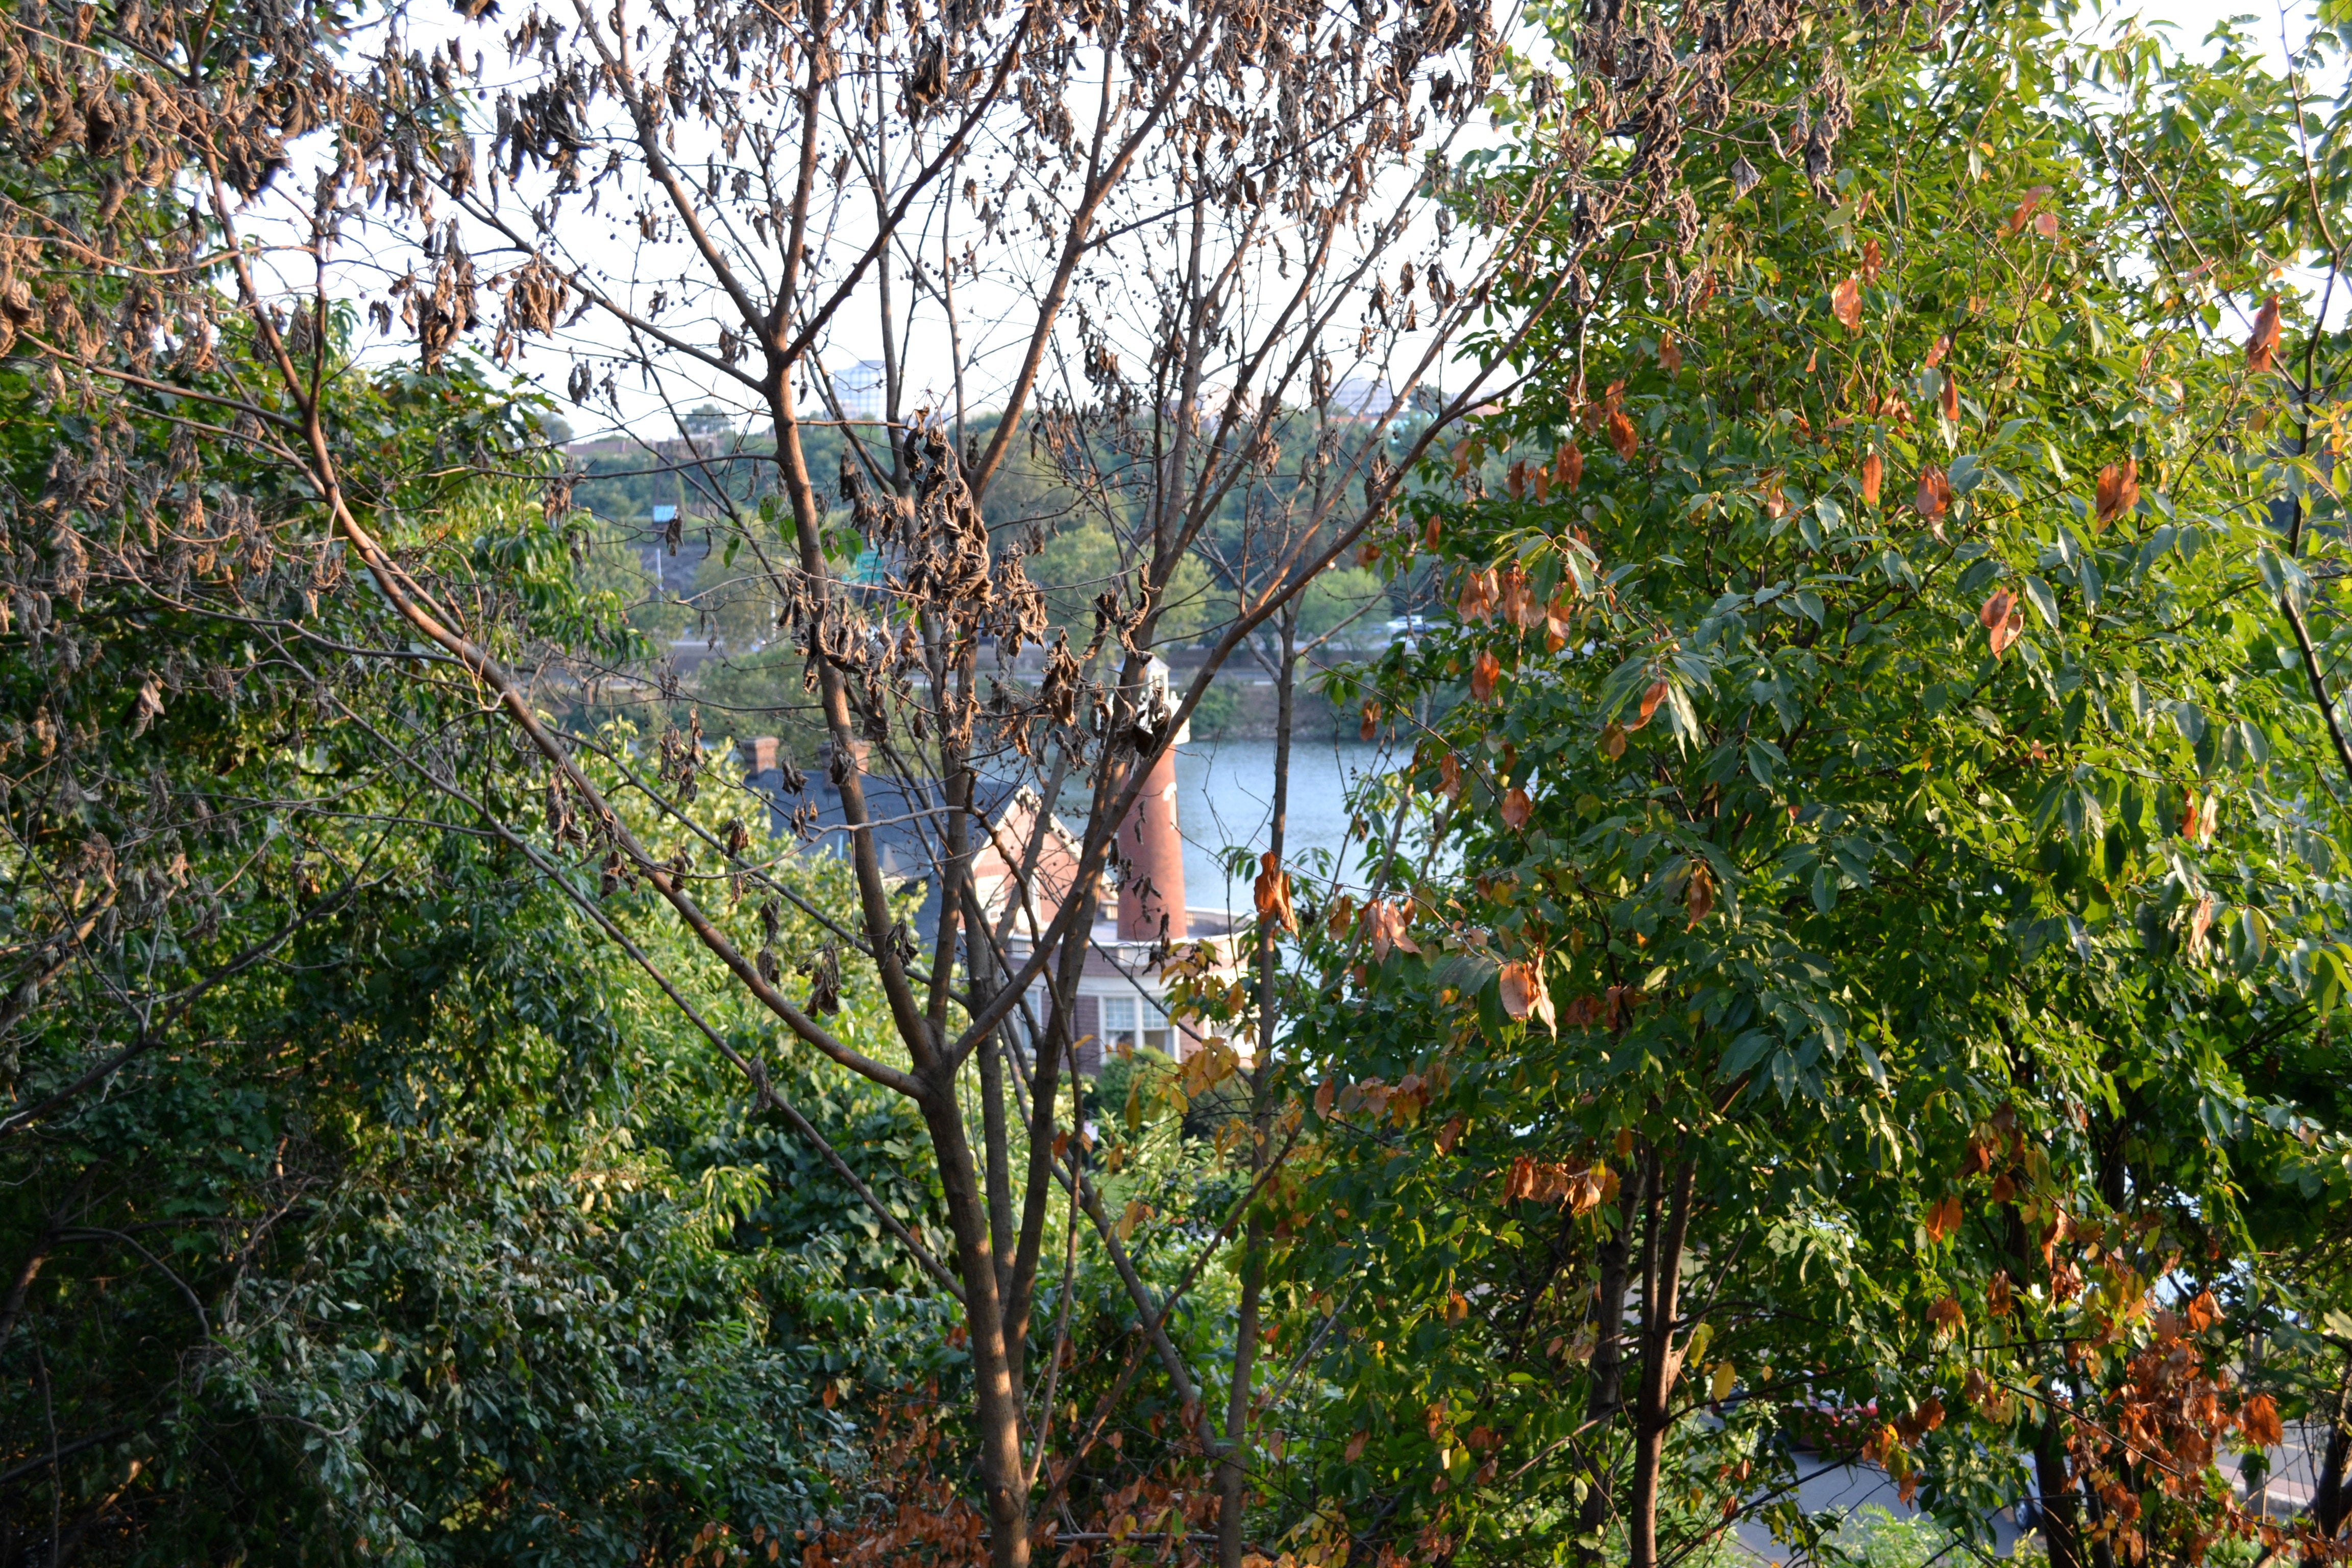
[1274,4,2352,1566]
[0,0,1874,1560]
[0,5,960,1552]
[0,0,1974,1553]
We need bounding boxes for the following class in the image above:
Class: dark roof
[748,757,1039,940]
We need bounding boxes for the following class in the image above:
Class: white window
[1102,995,1138,1050]
[1101,993,1173,1055]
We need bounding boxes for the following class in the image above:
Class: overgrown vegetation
[5,0,2352,1563]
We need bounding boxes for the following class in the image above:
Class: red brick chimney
[1117,745,1186,941]
[1117,658,1187,942]
[740,736,779,774]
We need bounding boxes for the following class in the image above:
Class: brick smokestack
[1117,744,1186,942]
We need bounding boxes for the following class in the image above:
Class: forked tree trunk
[1574,1157,1648,1566]
[916,1080,1034,1568]
[1626,1152,1697,1568]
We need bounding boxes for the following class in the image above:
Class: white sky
[246,0,2347,447]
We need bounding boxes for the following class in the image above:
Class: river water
[1169,735,1389,915]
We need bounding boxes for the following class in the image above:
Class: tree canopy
[5,0,2352,1563]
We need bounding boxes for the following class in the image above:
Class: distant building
[741,659,1245,1075]
[831,360,890,422]
[1330,377,1399,421]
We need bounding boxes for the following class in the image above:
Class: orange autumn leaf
[1659,330,1682,373]
[1253,850,1297,933]
[2190,892,2217,958]
[1503,1155,1608,1209]
[2248,293,2282,374]
[1555,439,1584,491]
[1362,899,1420,961]
[1457,567,1497,622]
[1469,649,1502,702]
[1326,892,1355,936]
[2004,186,2049,236]
[1928,1295,1965,1333]
[1343,1430,1369,1461]
[1940,371,1959,424]
[2039,1207,2071,1266]
[1438,751,1463,801]
[1507,458,1528,499]
[1497,959,1555,1033]
[1925,333,1950,369]
[1925,1195,1963,1243]
[1981,589,2024,659]
[2241,1393,2284,1448]
[1315,1077,1337,1117]
[1501,1156,1533,1200]
[1498,565,1537,629]
[1606,406,1639,460]
[1860,450,1883,507]
[1861,237,1882,283]
[1630,677,1670,731]
[1360,701,1380,742]
[2094,457,2140,529]
[2033,210,2060,239]
[1599,722,1627,759]
[1531,463,1550,502]
[1501,786,1532,829]
[1684,859,1716,926]
[1916,465,1951,523]
[2184,1289,2221,1333]
[1831,275,1863,329]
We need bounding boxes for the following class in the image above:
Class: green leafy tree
[1262,7,2352,1568]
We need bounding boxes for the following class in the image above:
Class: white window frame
[1102,994,1139,1050]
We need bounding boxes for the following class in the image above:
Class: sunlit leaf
[1830,275,1863,330]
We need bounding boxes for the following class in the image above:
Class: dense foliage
[1280,5,2352,1567]
[8,0,2352,1562]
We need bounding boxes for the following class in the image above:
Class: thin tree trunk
[1626,1150,1697,1568]
[1218,604,1297,1568]
[2033,1423,2084,1568]
[916,1080,1034,1568]
[972,923,1017,1304]
[1574,1157,1648,1566]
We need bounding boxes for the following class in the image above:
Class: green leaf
[2022,575,2061,629]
